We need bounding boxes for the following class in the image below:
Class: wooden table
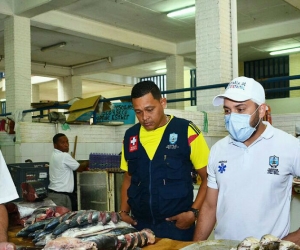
[9,225,194,249]
[143,238,193,249]
[8,226,37,248]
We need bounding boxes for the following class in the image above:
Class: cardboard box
[67,95,111,123]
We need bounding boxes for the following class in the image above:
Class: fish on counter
[42,228,155,250]
[42,236,97,250]
[35,221,134,246]
[236,236,260,250]
[24,205,70,226]
[5,200,68,226]
[16,209,139,248]
[231,234,300,250]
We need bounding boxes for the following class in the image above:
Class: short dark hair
[131,80,161,100]
[53,133,66,144]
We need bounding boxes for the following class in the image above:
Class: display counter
[8,225,194,250]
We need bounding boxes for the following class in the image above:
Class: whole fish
[61,221,131,238]
[76,210,96,227]
[43,210,74,232]
[52,210,86,236]
[34,232,55,246]
[24,218,52,232]
[16,227,31,237]
[279,240,300,250]
[24,205,68,226]
[259,234,280,250]
[77,226,138,238]
[80,228,155,250]
[237,236,260,250]
[99,211,111,225]
[82,234,118,250]
[111,211,121,224]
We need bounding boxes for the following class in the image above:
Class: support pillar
[59,76,82,101]
[31,85,39,103]
[166,55,184,109]
[4,16,31,121]
[195,0,238,112]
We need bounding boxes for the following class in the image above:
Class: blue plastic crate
[89,153,121,171]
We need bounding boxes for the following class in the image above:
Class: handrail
[0,74,299,117]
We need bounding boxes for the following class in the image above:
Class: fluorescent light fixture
[167,6,195,18]
[41,42,66,52]
[270,47,300,55]
[155,69,167,74]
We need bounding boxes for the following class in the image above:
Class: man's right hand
[0,242,15,250]
[119,212,137,226]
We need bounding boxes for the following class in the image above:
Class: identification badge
[129,135,138,152]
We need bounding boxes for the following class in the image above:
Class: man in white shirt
[193,76,300,243]
[0,150,19,249]
[48,133,88,211]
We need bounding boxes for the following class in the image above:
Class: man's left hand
[166,211,195,229]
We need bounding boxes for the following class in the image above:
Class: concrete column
[58,77,72,101]
[70,76,82,98]
[166,55,184,109]
[4,16,31,121]
[58,76,82,102]
[31,84,39,103]
[195,0,238,112]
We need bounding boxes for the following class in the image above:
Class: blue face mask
[225,107,260,142]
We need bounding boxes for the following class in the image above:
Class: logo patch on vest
[169,133,178,144]
[267,155,279,175]
[166,133,179,149]
[129,135,138,152]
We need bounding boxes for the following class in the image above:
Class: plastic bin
[7,162,49,201]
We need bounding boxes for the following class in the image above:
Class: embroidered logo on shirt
[166,133,179,149]
[267,155,279,175]
[129,135,138,152]
[218,162,227,173]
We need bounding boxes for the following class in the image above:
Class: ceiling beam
[238,18,300,44]
[72,52,166,76]
[31,62,71,77]
[31,10,177,55]
[14,0,80,18]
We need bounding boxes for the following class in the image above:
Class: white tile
[20,143,32,157]
[75,142,86,156]
[85,143,96,153]
[95,143,105,153]
[31,143,45,158]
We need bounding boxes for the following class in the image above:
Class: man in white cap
[193,76,300,243]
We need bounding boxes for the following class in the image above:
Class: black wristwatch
[189,208,199,219]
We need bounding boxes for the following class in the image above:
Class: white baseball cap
[213,76,265,106]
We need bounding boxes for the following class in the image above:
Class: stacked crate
[89,153,121,171]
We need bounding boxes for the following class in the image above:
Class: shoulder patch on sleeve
[189,122,201,135]
[188,134,198,145]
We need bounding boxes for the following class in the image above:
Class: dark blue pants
[133,220,195,241]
